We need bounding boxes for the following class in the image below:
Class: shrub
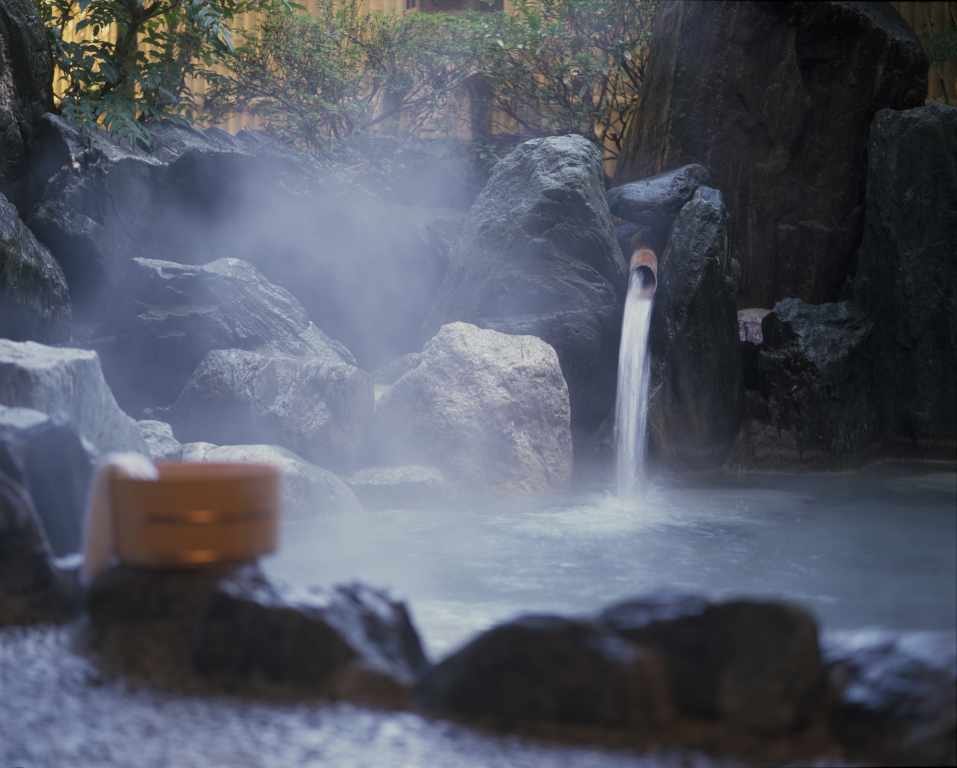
[201,0,480,152]
[37,0,291,144]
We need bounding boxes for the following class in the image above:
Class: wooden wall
[893,0,956,105]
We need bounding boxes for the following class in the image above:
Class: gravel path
[0,626,732,768]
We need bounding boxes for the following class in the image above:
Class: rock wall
[855,104,957,443]
[617,1,928,307]
[0,191,70,343]
[0,0,52,193]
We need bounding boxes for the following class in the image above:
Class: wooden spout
[630,248,657,298]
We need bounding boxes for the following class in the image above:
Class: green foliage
[472,0,659,160]
[927,29,957,63]
[37,0,292,145]
[204,0,657,158]
[38,0,658,157]
[202,0,480,151]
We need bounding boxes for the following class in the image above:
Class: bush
[202,0,480,152]
[37,0,290,145]
[476,0,659,162]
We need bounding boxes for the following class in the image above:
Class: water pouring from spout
[615,248,657,498]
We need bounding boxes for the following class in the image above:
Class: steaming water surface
[267,465,957,658]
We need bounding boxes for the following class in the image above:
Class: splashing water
[615,268,654,497]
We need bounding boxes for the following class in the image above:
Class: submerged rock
[647,187,741,467]
[347,465,452,508]
[165,347,372,469]
[137,420,182,462]
[0,192,70,343]
[736,298,877,465]
[826,630,957,766]
[607,164,711,255]
[84,564,427,702]
[0,340,145,454]
[855,103,957,445]
[616,1,928,306]
[179,442,362,518]
[0,406,92,556]
[425,135,625,446]
[97,256,359,415]
[373,322,572,494]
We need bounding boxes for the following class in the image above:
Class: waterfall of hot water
[615,250,657,497]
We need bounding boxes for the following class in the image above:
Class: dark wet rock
[373,322,572,494]
[425,135,625,446]
[825,630,957,767]
[137,420,182,462]
[0,192,70,343]
[179,442,362,517]
[0,0,52,191]
[348,465,451,508]
[614,222,643,267]
[0,339,145,453]
[600,594,823,734]
[23,116,312,313]
[647,187,740,467]
[0,406,92,556]
[164,347,372,469]
[196,577,428,699]
[85,563,427,701]
[0,468,79,625]
[417,615,671,730]
[98,256,361,415]
[855,104,957,445]
[617,1,929,306]
[737,298,878,466]
[607,164,711,255]
[23,116,454,370]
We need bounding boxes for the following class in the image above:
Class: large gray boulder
[855,104,957,444]
[0,406,92,556]
[179,442,362,518]
[165,348,372,469]
[425,135,626,445]
[0,340,145,454]
[647,187,740,467]
[617,1,928,307]
[0,0,52,190]
[0,192,70,343]
[374,322,572,494]
[96,256,360,415]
